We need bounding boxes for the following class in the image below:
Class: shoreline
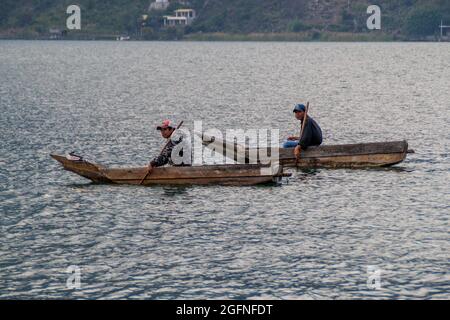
[0,31,447,42]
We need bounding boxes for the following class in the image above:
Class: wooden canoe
[50,154,288,186]
[200,136,410,168]
[279,140,410,168]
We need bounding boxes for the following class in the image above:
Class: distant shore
[0,30,446,42]
[183,31,398,42]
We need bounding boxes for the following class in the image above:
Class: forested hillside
[0,0,449,40]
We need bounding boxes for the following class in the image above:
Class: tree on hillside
[404,5,443,36]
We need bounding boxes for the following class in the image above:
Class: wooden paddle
[295,102,309,165]
[299,102,309,140]
[139,121,184,185]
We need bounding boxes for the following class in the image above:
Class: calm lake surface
[0,41,449,299]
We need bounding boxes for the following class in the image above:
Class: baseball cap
[293,104,306,113]
[156,119,175,130]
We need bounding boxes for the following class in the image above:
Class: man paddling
[283,104,323,159]
[146,120,187,175]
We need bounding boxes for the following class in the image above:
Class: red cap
[156,119,174,130]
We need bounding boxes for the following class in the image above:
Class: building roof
[175,9,195,12]
[164,16,188,20]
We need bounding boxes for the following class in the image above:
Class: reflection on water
[0,41,449,299]
[161,186,190,196]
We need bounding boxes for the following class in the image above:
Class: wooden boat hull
[200,137,410,169]
[279,140,409,169]
[50,154,286,186]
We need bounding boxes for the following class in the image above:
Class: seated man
[147,120,187,174]
[283,104,323,158]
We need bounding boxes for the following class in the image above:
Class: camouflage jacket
[150,136,184,167]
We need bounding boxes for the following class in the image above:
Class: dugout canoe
[200,135,410,168]
[278,140,410,168]
[50,154,288,186]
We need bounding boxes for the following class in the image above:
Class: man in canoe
[283,104,323,159]
[146,120,188,174]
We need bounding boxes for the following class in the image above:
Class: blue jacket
[299,116,322,149]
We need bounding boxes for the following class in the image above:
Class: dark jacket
[299,116,323,149]
[150,137,184,167]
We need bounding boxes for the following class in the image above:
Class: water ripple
[0,41,449,299]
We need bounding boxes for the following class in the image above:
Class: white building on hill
[163,9,196,26]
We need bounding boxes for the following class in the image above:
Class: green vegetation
[184,31,395,42]
[0,0,149,38]
[287,20,311,32]
[0,0,449,40]
[404,4,449,37]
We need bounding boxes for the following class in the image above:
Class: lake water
[0,41,449,299]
